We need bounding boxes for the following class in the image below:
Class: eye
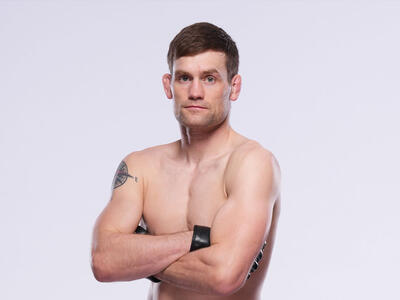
[179,75,190,82]
[205,75,215,83]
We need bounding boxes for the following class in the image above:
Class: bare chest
[143,157,229,235]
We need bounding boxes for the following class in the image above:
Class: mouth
[185,105,207,109]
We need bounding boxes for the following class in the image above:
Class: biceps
[95,187,143,234]
[210,198,273,268]
[94,160,144,235]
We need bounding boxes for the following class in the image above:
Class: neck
[178,116,235,165]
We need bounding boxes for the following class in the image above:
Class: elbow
[91,251,113,282]
[214,266,246,296]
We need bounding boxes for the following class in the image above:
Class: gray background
[1,0,399,299]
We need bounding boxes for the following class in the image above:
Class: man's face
[167,50,235,130]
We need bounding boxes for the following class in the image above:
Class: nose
[188,78,204,100]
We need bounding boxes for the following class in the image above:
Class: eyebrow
[174,68,221,77]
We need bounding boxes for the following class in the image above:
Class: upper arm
[91,152,145,252]
[210,145,281,291]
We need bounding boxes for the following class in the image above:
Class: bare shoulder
[225,139,281,197]
[122,141,178,172]
[230,139,280,171]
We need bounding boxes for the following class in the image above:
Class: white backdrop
[1,1,399,299]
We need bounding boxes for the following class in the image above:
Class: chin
[176,112,221,130]
[182,121,208,129]
[177,117,205,127]
[182,118,223,131]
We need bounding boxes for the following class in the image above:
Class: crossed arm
[154,148,280,296]
[91,148,280,296]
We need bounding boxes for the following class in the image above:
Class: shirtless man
[90,22,281,300]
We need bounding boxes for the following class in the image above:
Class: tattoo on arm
[112,161,138,189]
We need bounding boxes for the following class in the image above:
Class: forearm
[155,244,227,295]
[91,230,193,282]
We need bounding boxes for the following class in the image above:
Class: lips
[185,106,206,109]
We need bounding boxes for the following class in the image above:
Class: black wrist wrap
[134,225,161,283]
[190,225,211,252]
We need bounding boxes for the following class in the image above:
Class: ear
[162,73,173,99]
[229,74,242,101]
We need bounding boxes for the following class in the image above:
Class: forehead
[173,50,227,77]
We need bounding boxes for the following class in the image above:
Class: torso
[138,135,280,300]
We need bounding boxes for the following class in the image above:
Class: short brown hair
[167,22,239,82]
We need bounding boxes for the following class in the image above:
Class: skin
[91,50,281,299]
